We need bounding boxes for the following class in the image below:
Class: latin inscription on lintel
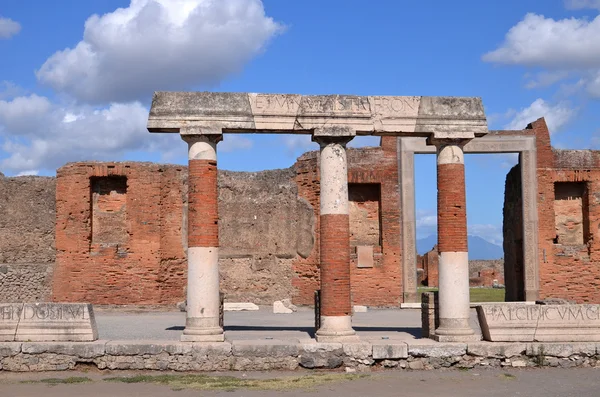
[249,93,420,117]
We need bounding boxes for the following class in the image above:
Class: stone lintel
[147,92,488,137]
[399,135,537,154]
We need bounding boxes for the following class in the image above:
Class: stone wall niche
[553,182,589,246]
[90,176,128,253]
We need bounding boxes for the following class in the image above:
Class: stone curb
[2,340,600,372]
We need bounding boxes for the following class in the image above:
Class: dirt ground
[1,367,599,397]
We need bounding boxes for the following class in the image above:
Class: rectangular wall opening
[348,183,382,268]
[554,182,588,246]
[90,176,128,250]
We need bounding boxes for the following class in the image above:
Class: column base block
[315,334,361,343]
[181,333,225,342]
[432,334,481,342]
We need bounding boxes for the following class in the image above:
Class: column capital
[180,127,223,144]
[426,136,471,148]
[311,126,355,147]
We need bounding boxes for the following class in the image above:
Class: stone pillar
[432,141,477,342]
[313,131,359,342]
[181,132,224,342]
[398,138,419,305]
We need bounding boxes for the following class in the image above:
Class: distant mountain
[416,235,503,260]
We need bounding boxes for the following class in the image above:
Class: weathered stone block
[5,303,98,342]
[105,341,192,356]
[299,342,344,368]
[0,342,21,356]
[192,342,232,356]
[273,301,293,314]
[21,341,105,358]
[343,342,372,360]
[372,343,408,359]
[467,342,526,358]
[408,342,467,358]
[232,340,298,358]
[527,342,596,358]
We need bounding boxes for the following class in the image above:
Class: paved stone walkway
[95,307,482,342]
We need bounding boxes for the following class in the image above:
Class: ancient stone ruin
[3,91,600,344]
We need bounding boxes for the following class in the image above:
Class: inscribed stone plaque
[0,304,23,341]
[477,304,600,342]
[6,303,99,342]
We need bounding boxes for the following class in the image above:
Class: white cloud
[36,0,282,103]
[0,95,183,174]
[483,13,600,69]
[0,95,53,135]
[565,0,600,9]
[0,16,21,39]
[483,12,600,96]
[416,209,437,239]
[525,71,571,89]
[504,98,575,132]
[16,170,39,176]
[0,81,25,100]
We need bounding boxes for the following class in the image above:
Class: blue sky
[2,0,600,246]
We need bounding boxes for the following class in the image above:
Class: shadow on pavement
[165,326,421,338]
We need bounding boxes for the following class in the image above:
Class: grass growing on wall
[418,287,505,302]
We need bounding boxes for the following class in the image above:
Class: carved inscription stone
[0,303,98,342]
[0,303,22,341]
[478,304,600,342]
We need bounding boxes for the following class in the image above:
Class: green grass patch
[23,377,93,385]
[104,373,367,391]
[417,287,505,302]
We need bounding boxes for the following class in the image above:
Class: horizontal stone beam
[399,135,536,154]
[147,92,488,138]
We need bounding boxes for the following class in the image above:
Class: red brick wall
[54,139,402,307]
[53,163,187,305]
[504,118,600,303]
[292,137,402,306]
